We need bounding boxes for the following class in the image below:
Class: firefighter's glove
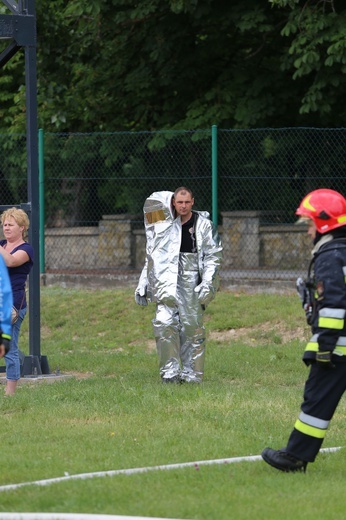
[296,277,309,306]
[0,338,10,358]
[296,277,313,325]
[135,285,148,307]
[315,350,335,370]
[194,282,213,307]
[304,307,313,326]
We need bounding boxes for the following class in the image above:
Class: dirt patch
[209,320,308,346]
[65,371,94,379]
[130,321,308,350]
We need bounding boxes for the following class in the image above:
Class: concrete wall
[43,212,311,272]
[44,214,142,270]
[221,211,311,272]
[260,225,311,271]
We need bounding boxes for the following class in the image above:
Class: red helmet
[296,189,346,233]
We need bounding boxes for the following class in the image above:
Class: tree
[269,0,346,124]
[2,0,340,134]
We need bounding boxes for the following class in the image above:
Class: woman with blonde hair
[0,208,34,395]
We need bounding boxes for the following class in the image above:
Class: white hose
[0,446,341,497]
[0,515,179,520]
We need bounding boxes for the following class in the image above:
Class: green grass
[0,287,345,519]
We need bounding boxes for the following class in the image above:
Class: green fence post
[211,124,218,226]
[38,128,45,273]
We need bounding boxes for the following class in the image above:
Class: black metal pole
[0,0,49,375]
[25,0,41,362]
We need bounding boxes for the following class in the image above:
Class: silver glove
[135,285,148,306]
[194,282,213,307]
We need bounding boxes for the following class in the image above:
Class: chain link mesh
[219,128,346,221]
[1,128,345,278]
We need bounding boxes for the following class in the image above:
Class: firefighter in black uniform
[262,188,346,472]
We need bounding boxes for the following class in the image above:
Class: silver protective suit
[135,191,223,382]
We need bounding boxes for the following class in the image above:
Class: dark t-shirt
[0,240,34,309]
[180,213,197,253]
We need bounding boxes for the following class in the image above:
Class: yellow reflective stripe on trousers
[294,419,327,439]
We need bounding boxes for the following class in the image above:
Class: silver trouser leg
[152,302,181,379]
[178,292,205,383]
[178,254,206,383]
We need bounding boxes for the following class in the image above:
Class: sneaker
[261,447,307,473]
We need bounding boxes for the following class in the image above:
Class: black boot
[262,447,307,473]
[161,375,181,384]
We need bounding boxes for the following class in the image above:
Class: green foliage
[3,0,343,135]
[271,0,346,121]
[0,134,27,204]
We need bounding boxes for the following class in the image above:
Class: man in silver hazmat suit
[135,187,223,383]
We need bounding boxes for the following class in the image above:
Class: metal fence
[1,127,346,277]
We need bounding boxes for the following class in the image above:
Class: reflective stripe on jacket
[304,333,346,364]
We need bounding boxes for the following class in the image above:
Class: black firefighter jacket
[303,236,346,365]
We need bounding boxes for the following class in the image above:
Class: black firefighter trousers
[286,362,346,462]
